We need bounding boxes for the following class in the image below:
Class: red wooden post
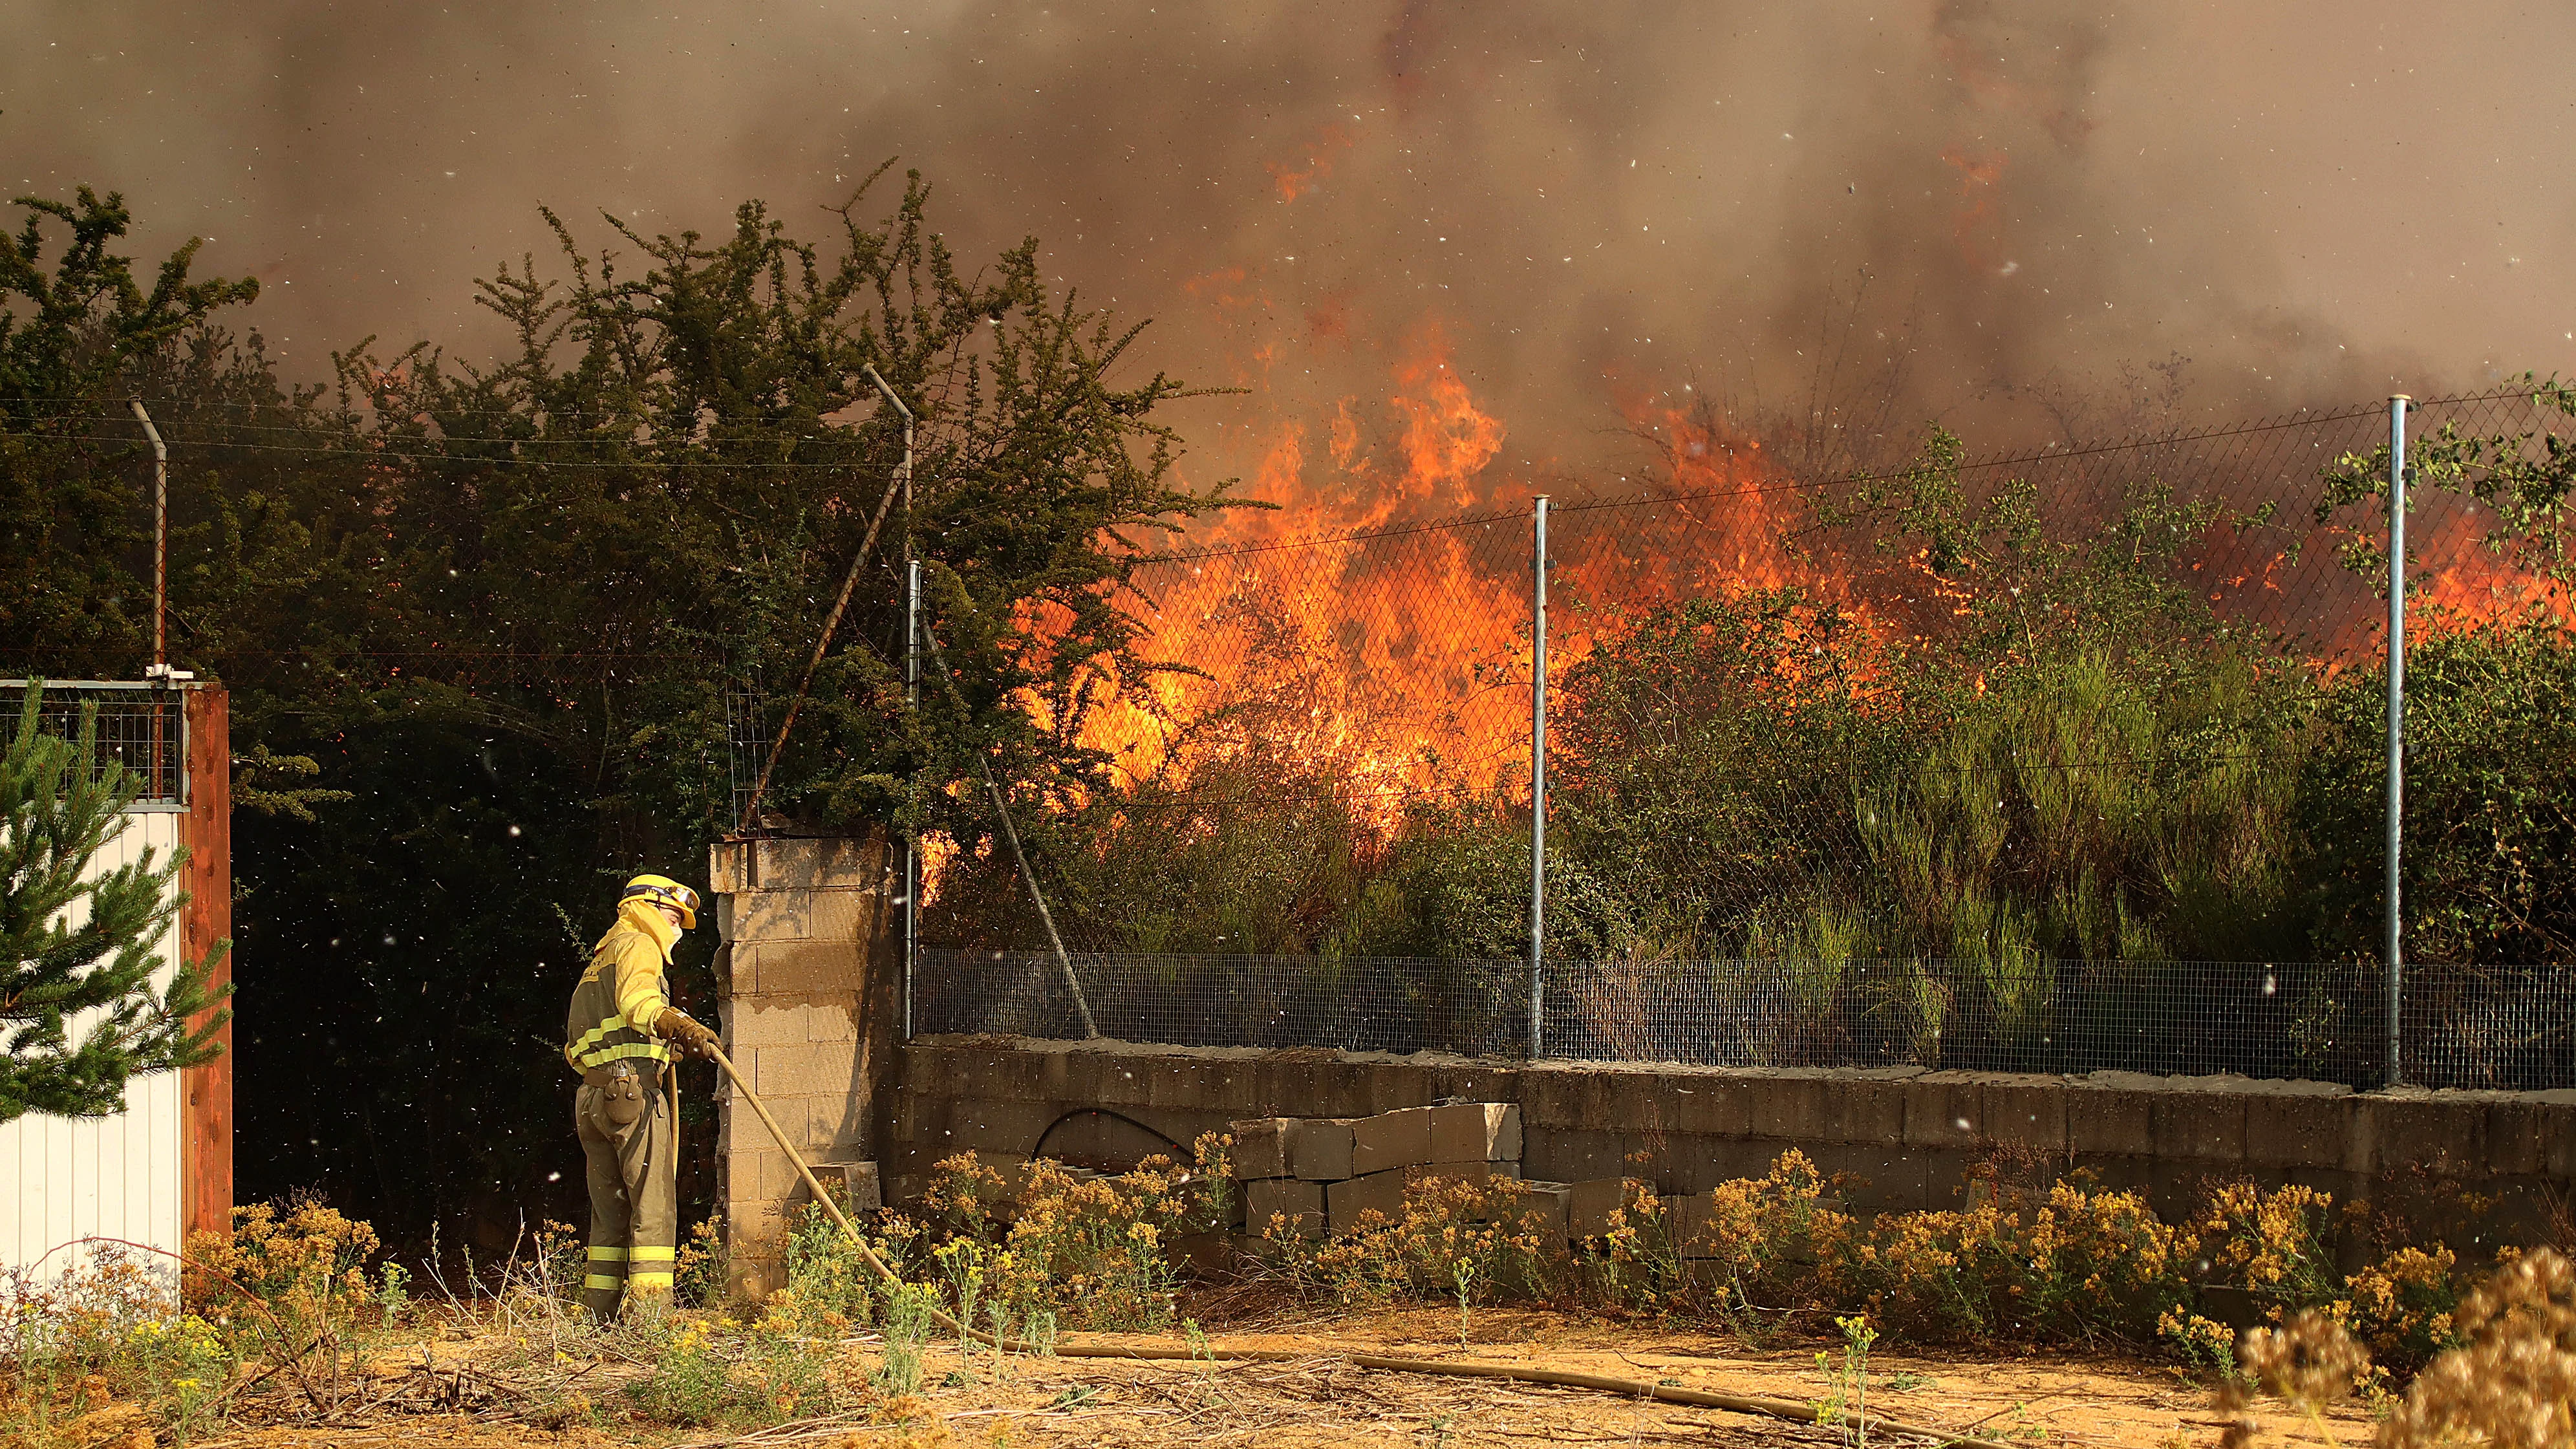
[180,687,233,1243]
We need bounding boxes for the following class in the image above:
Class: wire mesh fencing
[916,949,2576,1090]
[3,680,188,802]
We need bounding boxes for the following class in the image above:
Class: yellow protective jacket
[564,898,682,1075]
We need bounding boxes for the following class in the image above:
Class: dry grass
[45,1305,2386,1449]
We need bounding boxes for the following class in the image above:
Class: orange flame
[1265,123,1355,202]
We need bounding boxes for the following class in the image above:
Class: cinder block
[730,1000,819,1048]
[1328,1168,1410,1236]
[941,1097,1062,1156]
[729,888,876,945]
[1567,1177,1648,1240]
[1660,1136,1786,1194]
[1230,1118,1298,1180]
[1748,1071,1830,1141]
[2369,1095,2488,1176]
[1143,1058,1225,1110]
[2153,1091,2248,1164]
[1433,1066,1519,1108]
[1351,1106,1436,1175]
[2535,1097,2576,1179]
[1903,1072,1984,1148]
[1042,1106,1192,1165]
[806,1004,859,1043]
[1651,1079,1755,1139]
[753,1149,803,1200]
[971,1150,1033,1209]
[2485,1099,2551,1178]
[1804,1139,1931,1210]
[1429,1102,1522,1163]
[709,839,754,896]
[744,939,863,996]
[1821,1079,1908,1144]
[1519,1068,1618,1130]
[1090,1058,1156,1108]
[722,835,886,892]
[1245,1178,1326,1238]
[1404,1160,1521,1188]
[1983,1079,2068,1152]
[1294,1119,1359,1181]
[804,1095,864,1155]
[777,1039,859,1098]
[841,1161,883,1214]
[1361,1062,1432,1114]
[1499,1181,1570,1242]
[1524,1127,1626,1184]
[2244,1092,2359,1172]
[1657,1194,1714,1258]
[2068,1084,2154,1157]
[894,1088,947,1146]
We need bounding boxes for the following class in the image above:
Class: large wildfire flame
[1018,136,2575,839]
[1047,334,2576,836]
[1065,329,1834,826]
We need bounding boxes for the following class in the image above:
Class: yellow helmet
[621,873,700,930]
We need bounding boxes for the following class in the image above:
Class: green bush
[2301,617,2576,965]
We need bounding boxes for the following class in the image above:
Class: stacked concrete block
[1567,1177,1649,1240]
[1293,1118,1359,1179]
[1231,1117,1298,1180]
[1431,1102,1523,1162]
[1350,1106,1435,1175]
[1229,1103,1529,1240]
[1246,1177,1327,1238]
[1658,1193,1715,1258]
[709,834,892,1300]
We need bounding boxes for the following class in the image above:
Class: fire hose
[703,1039,2013,1448]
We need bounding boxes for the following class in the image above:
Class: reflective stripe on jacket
[564,900,680,1073]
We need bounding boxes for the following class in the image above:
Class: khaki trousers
[575,1071,678,1319]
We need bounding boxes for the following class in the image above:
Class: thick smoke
[8,0,2570,506]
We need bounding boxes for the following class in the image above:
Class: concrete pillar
[707,833,897,1300]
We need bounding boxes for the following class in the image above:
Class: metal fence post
[905,557,921,1042]
[2385,394,2409,1088]
[1529,495,1550,1058]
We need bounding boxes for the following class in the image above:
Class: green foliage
[2300,619,2576,963]
[2,175,1234,1246]
[2319,374,2576,588]
[1,687,231,1121]
[1,189,261,666]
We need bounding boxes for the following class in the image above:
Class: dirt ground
[149,1307,2380,1449]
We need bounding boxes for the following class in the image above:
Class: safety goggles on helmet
[621,874,700,930]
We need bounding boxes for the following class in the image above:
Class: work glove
[652,1007,721,1059]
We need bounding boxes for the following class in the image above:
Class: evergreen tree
[0,685,231,1122]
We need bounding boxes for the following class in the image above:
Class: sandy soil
[128,1307,2374,1449]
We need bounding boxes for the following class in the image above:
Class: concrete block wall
[709,835,895,1298]
[888,1037,2576,1255]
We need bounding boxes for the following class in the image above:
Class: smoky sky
[8,0,2574,503]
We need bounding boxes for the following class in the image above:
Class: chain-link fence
[907,387,2576,1089]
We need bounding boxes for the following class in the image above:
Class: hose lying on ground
[707,1041,2012,1448]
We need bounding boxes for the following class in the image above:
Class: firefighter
[564,873,720,1320]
